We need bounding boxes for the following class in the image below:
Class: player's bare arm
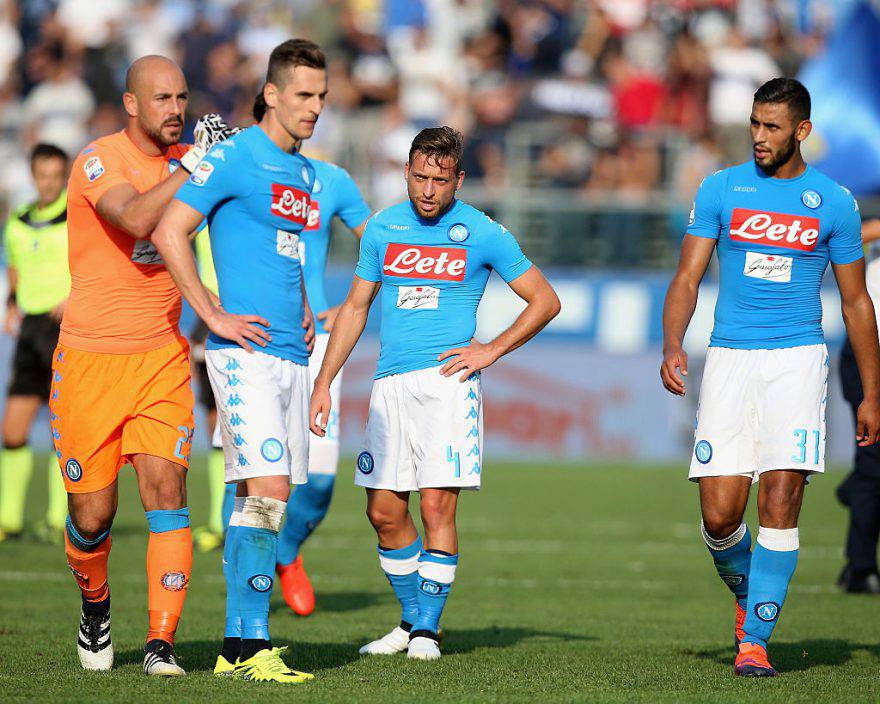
[860,218,880,243]
[310,274,380,436]
[661,234,716,396]
[316,218,368,332]
[301,275,316,354]
[438,265,560,381]
[152,199,271,352]
[833,258,880,445]
[95,172,190,239]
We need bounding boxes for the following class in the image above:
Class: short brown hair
[409,127,464,173]
[267,39,325,87]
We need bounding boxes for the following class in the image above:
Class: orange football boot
[276,556,315,616]
[734,642,777,677]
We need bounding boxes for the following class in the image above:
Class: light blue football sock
[235,497,286,642]
[377,536,422,628]
[223,497,245,639]
[742,527,799,648]
[277,473,335,566]
[221,483,236,535]
[412,549,458,637]
[702,521,752,608]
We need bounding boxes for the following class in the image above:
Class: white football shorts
[356,365,483,492]
[308,333,342,476]
[206,347,310,484]
[689,344,829,482]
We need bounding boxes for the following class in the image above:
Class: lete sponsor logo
[729,208,820,251]
[270,183,311,224]
[383,243,467,281]
[305,199,321,231]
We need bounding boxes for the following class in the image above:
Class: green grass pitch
[0,458,878,703]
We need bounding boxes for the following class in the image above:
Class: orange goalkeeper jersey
[61,130,189,353]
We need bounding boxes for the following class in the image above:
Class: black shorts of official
[190,319,216,411]
[8,313,60,398]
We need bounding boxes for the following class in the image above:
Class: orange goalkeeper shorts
[49,337,195,494]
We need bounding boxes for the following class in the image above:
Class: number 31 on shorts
[792,428,820,465]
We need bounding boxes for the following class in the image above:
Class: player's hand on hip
[855,397,880,446]
[205,307,271,353]
[309,384,332,437]
[316,304,341,333]
[660,345,688,396]
[438,339,499,382]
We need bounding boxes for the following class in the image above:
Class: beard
[142,118,182,147]
[755,134,798,176]
[407,188,456,220]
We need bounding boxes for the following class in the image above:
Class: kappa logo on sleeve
[84,156,105,182]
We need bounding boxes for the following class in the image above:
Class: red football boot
[734,642,777,677]
[276,555,315,616]
[734,600,746,651]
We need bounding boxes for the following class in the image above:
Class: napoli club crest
[694,440,712,465]
[357,451,374,474]
[447,223,469,242]
[801,190,822,209]
[65,459,83,482]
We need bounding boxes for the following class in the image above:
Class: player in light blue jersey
[153,39,328,684]
[274,155,372,616]
[309,127,560,660]
[661,78,880,677]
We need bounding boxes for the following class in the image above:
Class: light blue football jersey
[300,159,371,329]
[355,199,533,379]
[175,126,315,364]
[688,161,862,350]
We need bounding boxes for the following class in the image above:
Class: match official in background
[0,143,70,542]
[837,217,880,594]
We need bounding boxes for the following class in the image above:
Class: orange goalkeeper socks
[64,516,111,602]
[145,509,192,645]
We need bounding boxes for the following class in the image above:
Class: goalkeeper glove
[180,114,241,173]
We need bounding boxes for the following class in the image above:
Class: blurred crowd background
[1,0,878,465]
[0,0,867,269]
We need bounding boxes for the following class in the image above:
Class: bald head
[125,55,184,94]
[122,56,188,148]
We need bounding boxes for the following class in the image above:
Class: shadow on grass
[443,626,595,655]
[117,627,595,673]
[117,638,366,673]
[693,639,880,672]
[269,590,384,615]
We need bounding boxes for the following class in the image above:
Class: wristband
[180,146,206,174]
